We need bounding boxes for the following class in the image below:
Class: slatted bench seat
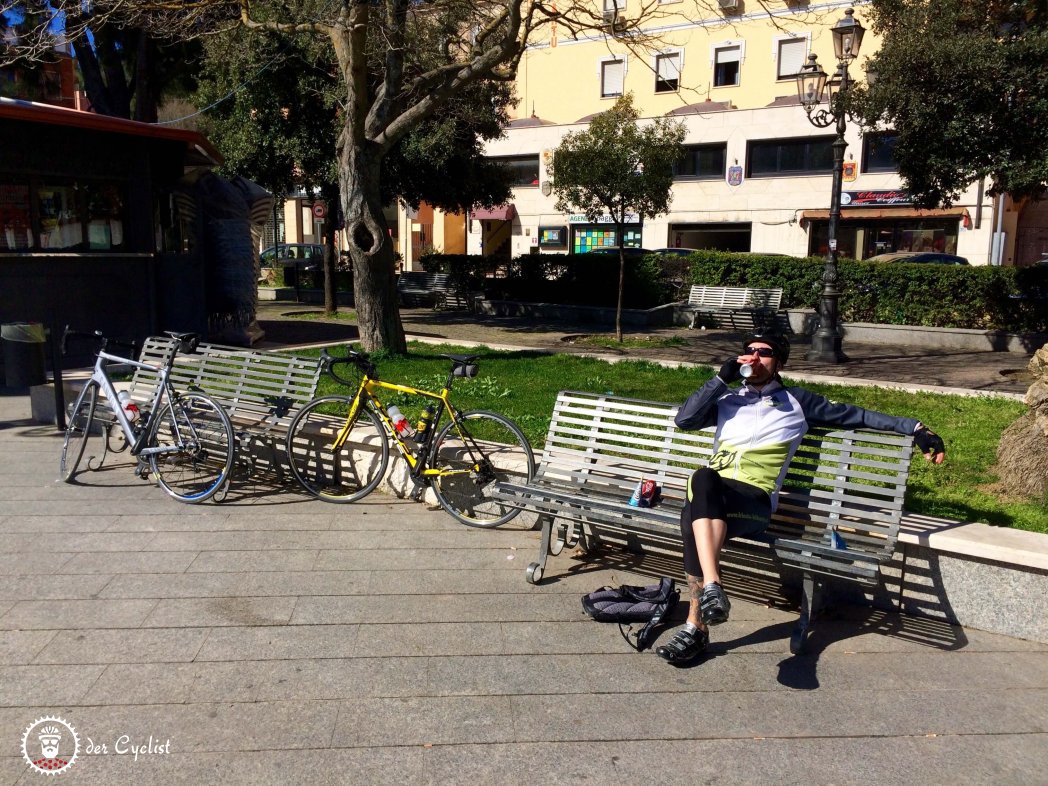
[126,337,323,482]
[397,271,474,310]
[687,285,783,331]
[491,390,914,653]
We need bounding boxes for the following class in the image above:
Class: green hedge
[685,251,1048,333]
[418,250,1048,331]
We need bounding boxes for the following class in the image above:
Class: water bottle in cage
[117,391,140,422]
[387,405,416,438]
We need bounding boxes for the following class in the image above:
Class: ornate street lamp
[795,7,866,364]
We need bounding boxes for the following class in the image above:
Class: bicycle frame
[88,350,189,460]
[332,376,480,480]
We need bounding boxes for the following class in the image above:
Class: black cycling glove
[718,358,742,384]
[914,425,945,457]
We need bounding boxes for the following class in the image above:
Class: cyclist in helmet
[656,332,946,664]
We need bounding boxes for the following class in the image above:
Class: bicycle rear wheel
[285,396,389,502]
[60,381,100,482]
[430,410,535,528]
[148,392,234,503]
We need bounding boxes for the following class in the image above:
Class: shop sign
[841,190,912,207]
[726,165,743,187]
[842,161,857,182]
[568,213,640,224]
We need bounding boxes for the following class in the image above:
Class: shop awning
[799,207,968,226]
[472,204,517,221]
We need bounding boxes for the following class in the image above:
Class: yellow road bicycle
[284,348,535,527]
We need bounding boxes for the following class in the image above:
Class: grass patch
[298,342,1045,533]
[286,310,357,323]
[569,334,688,350]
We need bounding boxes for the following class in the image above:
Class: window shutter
[602,59,624,96]
[716,45,741,64]
[777,38,806,78]
[657,53,681,81]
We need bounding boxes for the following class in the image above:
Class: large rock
[995,343,1048,499]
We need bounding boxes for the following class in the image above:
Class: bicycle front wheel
[60,381,100,482]
[285,396,389,502]
[430,410,535,528]
[148,392,234,503]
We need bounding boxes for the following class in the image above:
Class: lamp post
[796,7,866,364]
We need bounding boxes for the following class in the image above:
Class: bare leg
[694,516,728,585]
[683,516,728,628]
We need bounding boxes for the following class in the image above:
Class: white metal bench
[687,285,783,331]
[128,337,323,481]
[491,390,914,653]
[397,271,474,310]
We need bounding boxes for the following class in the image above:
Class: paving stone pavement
[1,323,1047,783]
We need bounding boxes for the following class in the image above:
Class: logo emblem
[709,448,736,471]
[21,716,80,775]
[727,165,743,187]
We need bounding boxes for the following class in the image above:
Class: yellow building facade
[398,1,1021,269]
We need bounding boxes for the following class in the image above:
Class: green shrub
[685,252,1048,332]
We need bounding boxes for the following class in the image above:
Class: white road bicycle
[59,329,235,503]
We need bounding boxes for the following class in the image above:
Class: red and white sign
[311,202,327,219]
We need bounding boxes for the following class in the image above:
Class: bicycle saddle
[440,353,479,363]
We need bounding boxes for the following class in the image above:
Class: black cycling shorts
[679,467,771,577]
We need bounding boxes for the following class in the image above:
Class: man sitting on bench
[656,333,947,665]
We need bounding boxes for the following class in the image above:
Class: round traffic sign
[311,202,327,219]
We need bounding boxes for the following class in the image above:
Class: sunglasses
[744,347,777,358]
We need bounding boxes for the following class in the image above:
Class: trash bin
[2,322,47,388]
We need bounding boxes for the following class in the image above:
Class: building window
[601,58,625,97]
[492,155,540,187]
[776,37,807,80]
[655,52,681,93]
[603,0,623,12]
[863,132,898,172]
[673,144,727,179]
[748,137,834,177]
[713,45,741,87]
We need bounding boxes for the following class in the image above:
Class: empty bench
[127,337,323,483]
[492,390,914,653]
[397,271,474,310]
[687,285,783,331]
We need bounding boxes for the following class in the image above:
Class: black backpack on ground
[581,577,679,652]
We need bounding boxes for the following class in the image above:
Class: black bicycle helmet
[743,332,791,365]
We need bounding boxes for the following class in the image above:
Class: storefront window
[154,191,192,254]
[809,218,959,258]
[85,181,127,250]
[572,226,642,253]
[0,181,32,251]
[38,182,82,249]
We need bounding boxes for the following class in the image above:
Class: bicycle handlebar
[321,347,376,387]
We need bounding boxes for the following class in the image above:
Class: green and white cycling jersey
[675,376,919,510]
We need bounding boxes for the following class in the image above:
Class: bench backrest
[539,390,911,572]
[688,285,782,311]
[128,336,323,429]
[397,271,452,290]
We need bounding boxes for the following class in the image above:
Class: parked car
[584,247,655,256]
[653,247,702,256]
[260,243,324,267]
[866,251,970,265]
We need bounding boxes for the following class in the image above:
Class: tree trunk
[322,183,339,315]
[339,140,406,353]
